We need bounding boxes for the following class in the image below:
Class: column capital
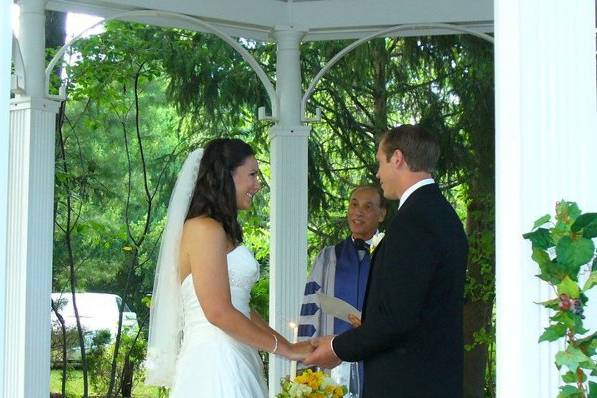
[268,125,311,139]
[272,27,306,128]
[10,97,61,113]
[272,26,308,47]
[17,0,47,13]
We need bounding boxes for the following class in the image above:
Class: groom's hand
[303,335,342,369]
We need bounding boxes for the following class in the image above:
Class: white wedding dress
[169,245,268,397]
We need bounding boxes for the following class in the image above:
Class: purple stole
[333,237,371,335]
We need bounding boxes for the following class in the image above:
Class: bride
[145,138,311,396]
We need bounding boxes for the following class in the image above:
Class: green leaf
[141,296,152,308]
[532,248,551,266]
[537,298,560,311]
[523,228,554,250]
[556,236,595,270]
[571,212,597,238]
[576,332,597,355]
[558,276,581,299]
[562,369,588,384]
[593,256,597,272]
[551,311,576,329]
[579,360,597,374]
[539,323,567,342]
[589,381,597,398]
[532,248,562,283]
[558,385,583,398]
[537,270,563,285]
[561,370,586,383]
[533,214,551,229]
[584,272,597,291]
[575,323,590,335]
[551,309,588,334]
[576,332,597,344]
[556,201,582,224]
[555,346,590,372]
[561,371,577,383]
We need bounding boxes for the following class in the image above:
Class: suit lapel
[361,236,386,320]
[369,238,384,264]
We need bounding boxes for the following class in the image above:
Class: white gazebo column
[268,26,310,396]
[495,0,597,397]
[4,0,60,397]
[0,0,13,395]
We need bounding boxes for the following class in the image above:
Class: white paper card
[316,293,361,323]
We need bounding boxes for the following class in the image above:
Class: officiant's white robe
[298,237,371,340]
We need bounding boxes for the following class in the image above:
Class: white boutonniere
[369,232,385,254]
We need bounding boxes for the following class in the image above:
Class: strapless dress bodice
[179,245,260,343]
[170,245,268,397]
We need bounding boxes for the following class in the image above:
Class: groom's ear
[390,149,405,169]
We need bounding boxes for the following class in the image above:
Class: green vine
[524,201,597,398]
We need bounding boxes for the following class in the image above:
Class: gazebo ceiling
[46,0,493,41]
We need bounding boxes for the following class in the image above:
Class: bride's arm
[182,218,305,360]
[251,309,314,359]
[250,309,284,341]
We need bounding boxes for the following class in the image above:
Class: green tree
[54,21,189,397]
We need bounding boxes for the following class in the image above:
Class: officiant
[298,184,386,390]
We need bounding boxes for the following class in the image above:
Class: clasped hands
[287,335,342,369]
[287,314,359,367]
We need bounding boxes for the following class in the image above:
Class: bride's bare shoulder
[183,216,225,238]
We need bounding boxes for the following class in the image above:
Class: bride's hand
[282,341,314,361]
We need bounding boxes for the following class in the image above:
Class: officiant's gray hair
[350,184,387,210]
[380,124,440,173]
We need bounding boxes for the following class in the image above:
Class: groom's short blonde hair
[380,124,440,173]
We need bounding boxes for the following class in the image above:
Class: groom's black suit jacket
[333,184,468,398]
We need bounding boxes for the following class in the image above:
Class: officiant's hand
[348,313,361,328]
[303,336,342,369]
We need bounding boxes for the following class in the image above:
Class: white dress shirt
[398,178,435,210]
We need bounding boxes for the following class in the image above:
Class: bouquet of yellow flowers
[276,369,347,398]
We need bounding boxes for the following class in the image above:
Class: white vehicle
[51,292,139,361]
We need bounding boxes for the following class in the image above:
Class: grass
[50,369,164,397]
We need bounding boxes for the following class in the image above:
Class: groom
[304,124,468,398]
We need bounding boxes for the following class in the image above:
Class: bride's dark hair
[186,138,255,245]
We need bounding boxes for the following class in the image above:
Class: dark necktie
[354,239,370,261]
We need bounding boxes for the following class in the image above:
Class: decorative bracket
[258,106,276,121]
[301,106,321,123]
[11,35,26,96]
